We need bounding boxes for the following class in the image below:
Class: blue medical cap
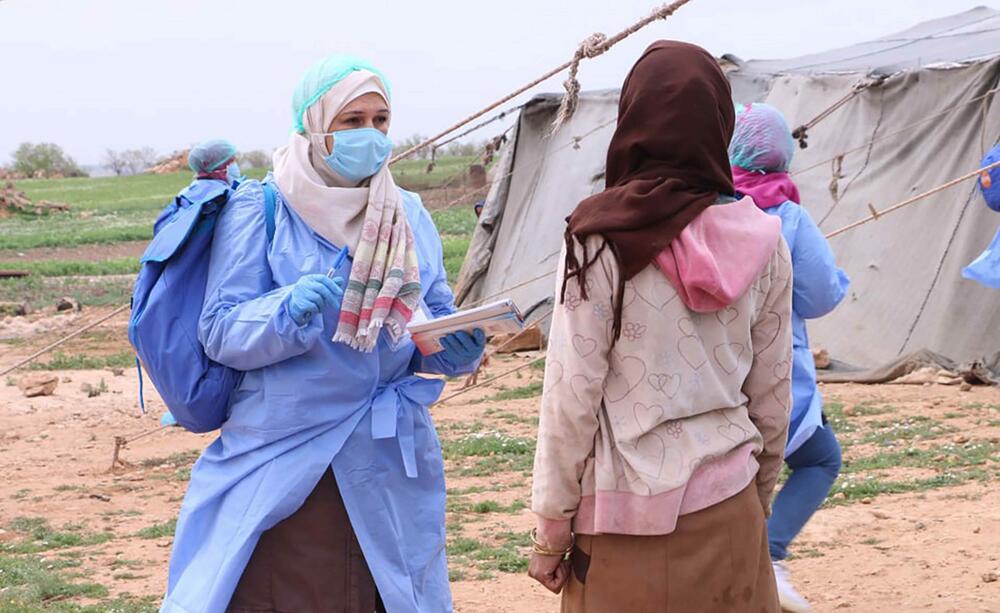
[188,139,237,173]
[291,54,392,134]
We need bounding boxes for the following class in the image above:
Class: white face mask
[226,162,242,185]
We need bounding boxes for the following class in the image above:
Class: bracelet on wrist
[529,528,575,557]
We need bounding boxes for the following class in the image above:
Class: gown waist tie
[370,376,446,478]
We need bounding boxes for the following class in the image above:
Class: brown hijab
[563,40,735,341]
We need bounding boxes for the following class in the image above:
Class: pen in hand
[327,245,350,279]
[298,247,349,323]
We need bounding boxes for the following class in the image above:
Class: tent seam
[819,87,886,226]
[896,183,978,356]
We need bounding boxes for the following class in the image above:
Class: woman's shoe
[772,561,811,612]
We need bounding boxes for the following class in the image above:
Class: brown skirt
[227,469,385,613]
[561,484,779,613]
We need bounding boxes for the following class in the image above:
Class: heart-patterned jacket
[532,227,793,536]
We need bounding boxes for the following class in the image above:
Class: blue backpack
[128,180,278,433]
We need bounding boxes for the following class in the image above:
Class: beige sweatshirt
[532,233,793,535]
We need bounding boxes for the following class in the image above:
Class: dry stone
[18,373,59,398]
[0,181,70,216]
[56,297,80,312]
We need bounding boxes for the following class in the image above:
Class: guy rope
[824,159,1000,238]
[389,0,697,163]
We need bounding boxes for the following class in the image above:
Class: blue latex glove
[288,274,344,326]
[440,329,486,366]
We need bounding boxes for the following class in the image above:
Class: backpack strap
[262,182,277,243]
[136,356,145,414]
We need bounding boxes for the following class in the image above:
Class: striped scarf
[332,165,422,352]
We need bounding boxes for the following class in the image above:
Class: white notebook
[408,299,525,355]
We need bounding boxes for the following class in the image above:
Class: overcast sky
[0,0,992,166]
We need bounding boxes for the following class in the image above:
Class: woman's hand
[527,521,574,593]
[439,329,486,367]
[528,553,571,594]
[288,274,344,325]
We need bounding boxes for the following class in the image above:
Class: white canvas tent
[456,6,1000,369]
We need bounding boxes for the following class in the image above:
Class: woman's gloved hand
[288,274,344,326]
[439,329,486,366]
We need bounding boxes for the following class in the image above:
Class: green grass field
[2,171,265,252]
[2,157,475,252]
[0,158,478,306]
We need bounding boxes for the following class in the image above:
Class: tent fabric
[455,90,619,321]
[731,6,1000,76]
[815,349,1000,386]
[455,7,1000,369]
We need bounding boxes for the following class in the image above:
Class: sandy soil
[0,317,998,612]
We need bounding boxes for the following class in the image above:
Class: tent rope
[426,103,525,169]
[824,159,1000,238]
[550,33,609,134]
[552,0,697,132]
[0,303,130,377]
[436,353,547,406]
[110,423,173,470]
[435,111,618,213]
[793,85,1000,178]
[790,74,889,148]
[464,268,558,308]
[390,0,696,163]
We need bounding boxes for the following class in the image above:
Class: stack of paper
[408,299,525,356]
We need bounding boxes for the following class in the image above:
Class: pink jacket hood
[654,197,782,312]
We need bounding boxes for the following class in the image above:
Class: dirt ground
[0,307,998,612]
[0,241,149,265]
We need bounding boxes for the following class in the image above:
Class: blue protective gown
[962,226,1000,289]
[764,202,850,455]
[160,176,475,613]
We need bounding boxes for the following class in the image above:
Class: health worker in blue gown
[730,103,850,613]
[160,55,486,613]
[157,139,242,428]
[962,143,1000,289]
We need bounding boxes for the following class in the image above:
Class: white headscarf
[271,70,394,250]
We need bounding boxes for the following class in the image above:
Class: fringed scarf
[332,165,422,351]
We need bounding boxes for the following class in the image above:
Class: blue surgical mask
[319,128,393,183]
[226,162,241,186]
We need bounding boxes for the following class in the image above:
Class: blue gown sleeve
[790,207,850,319]
[198,181,325,371]
[962,226,1000,289]
[408,208,480,377]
